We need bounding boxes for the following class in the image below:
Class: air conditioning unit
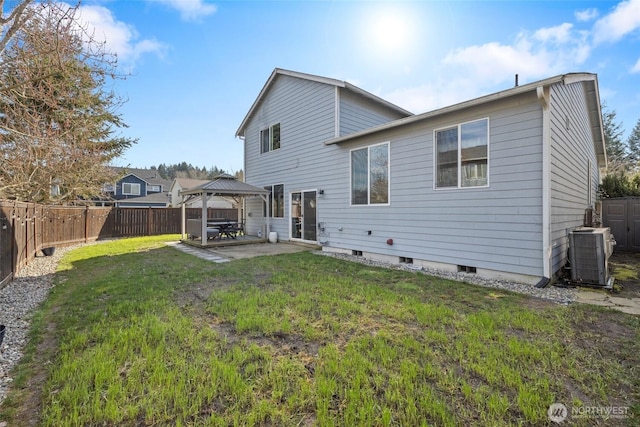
[569,227,615,288]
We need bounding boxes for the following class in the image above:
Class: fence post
[85,206,89,243]
[147,207,152,236]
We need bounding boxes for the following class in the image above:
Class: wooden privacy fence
[0,201,237,287]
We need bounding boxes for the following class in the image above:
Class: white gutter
[537,85,552,280]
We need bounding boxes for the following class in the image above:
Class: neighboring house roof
[172,178,211,190]
[325,72,606,168]
[180,174,269,197]
[235,68,413,138]
[111,167,172,189]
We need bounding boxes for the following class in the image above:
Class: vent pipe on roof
[515,74,519,87]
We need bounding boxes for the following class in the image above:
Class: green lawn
[1,235,638,426]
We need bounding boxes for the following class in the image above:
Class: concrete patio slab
[573,289,640,315]
[167,241,317,263]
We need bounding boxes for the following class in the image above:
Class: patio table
[207,220,240,239]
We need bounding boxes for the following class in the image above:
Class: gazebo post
[201,192,208,246]
[180,194,186,240]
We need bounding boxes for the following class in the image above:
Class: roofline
[180,187,270,196]
[325,73,600,145]
[235,68,412,137]
[121,172,151,185]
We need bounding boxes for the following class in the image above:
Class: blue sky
[72,0,640,173]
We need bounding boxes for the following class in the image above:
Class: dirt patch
[211,321,320,363]
[609,251,640,299]
[7,317,59,427]
[173,276,246,310]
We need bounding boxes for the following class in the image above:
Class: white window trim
[122,182,141,196]
[263,183,285,218]
[259,122,281,154]
[433,118,490,190]
[349,141,391,206]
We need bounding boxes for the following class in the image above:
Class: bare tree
[0,0,36,55]
[0,1,136,203]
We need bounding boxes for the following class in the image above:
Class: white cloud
[534,23,574,44]
[443,41,552,85]
[575,8,598,22]
[592,0,640,44]
[76,5,166,67]
[153,0,217,21]
[441,27,591,86]
[384,78,478,114]
[378,0,640,115]
[382,20,593,114]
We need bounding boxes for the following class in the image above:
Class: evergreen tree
[627,118,640,168]
[602,104,626,172]
[0,2,136,203]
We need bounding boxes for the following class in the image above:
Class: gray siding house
[236,69,606,285]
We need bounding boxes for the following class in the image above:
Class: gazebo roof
[179,174,269,197]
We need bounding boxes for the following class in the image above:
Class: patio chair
[233,221,245,238]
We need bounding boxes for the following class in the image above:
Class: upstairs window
[351,142,389,205]
[435,118,489,189]
[122,183,141,195]
[260,123,281,153]
[147,185,161,192]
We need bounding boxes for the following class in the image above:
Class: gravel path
[0,244,85,406]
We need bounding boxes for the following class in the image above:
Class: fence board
[0,202,238,287]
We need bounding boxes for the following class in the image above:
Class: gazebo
[179,174,270,247]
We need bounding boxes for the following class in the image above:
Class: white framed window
[351,142,390,205]
[122,183,141,195]
[435,118,489,189]
[103,183,115,193]
[260,123,281,153]
[147,185,160,192]
[263,184,284,217]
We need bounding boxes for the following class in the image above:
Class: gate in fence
[601,197,640,252]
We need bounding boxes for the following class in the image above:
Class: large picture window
[122,183,141,195]
[260,123,281,153]
[263,184,284,217]
[435,118,488,189]
[351,142,389,205]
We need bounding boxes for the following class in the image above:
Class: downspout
[537,86,552,285]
